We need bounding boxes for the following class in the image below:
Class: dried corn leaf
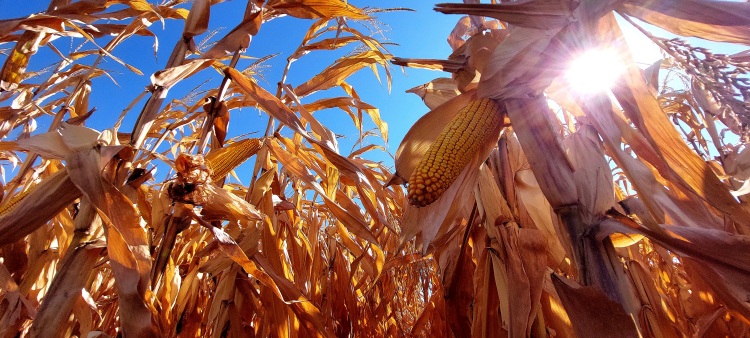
[227,67,309,136]
[202,8,261,59]
[600,13,750,232]
[151,59,215,89]
[505,96,577,207]
[480,27,561,99]
[471,244,506,337]
[29,240,106,338]
[391,57,465,72]
[441,234,473,336]
[627,261,682,338]
[435,0,576,30]
[0,170,81,245]
[552,274,640,338]
[183,0,210,38]
[67,148,157,337]
[618,0,750,45]
[491,223,548,337]
[563,125,615,218]
[513,165,569,266]
[267,0,370,20]
[295,51,389,98]
[406,78,461,110]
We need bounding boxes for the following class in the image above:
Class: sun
[565,48,626,94]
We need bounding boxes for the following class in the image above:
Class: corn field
[1,0,750,337]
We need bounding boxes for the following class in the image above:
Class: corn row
[205,138,263,181]
[407,98,502,207]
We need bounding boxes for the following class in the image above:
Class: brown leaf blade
[67,148,158,337]
[619,0,750,45]
[0,171,81,245]
[552,274,640,338]
[267,0,370,20]
[435,1,576,30]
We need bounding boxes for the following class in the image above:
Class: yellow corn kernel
[407,98,502,207]
[0,188,33,216]
[205,138,262,181]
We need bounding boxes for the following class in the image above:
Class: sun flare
[565,48,626,94]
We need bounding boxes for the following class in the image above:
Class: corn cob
[205,138,262,181]
[407,98,502,207]
[0,187,34,216]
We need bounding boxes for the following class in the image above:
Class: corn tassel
[205,138,263,181]
[407,98,502,207]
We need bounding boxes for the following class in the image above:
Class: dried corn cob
[0,187,34,216]
[407,98,502,207]
[205,138,262,181]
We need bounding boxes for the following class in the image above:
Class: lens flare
[565,48,625,94]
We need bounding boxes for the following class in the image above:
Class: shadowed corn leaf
[552,274,640,338]
[29,240,106,338]
[0,171,81,245]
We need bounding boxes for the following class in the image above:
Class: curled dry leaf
[295,50,391,98]
[406,78,461,110]
[151,59,215,89]
[266,0,370,20]
[183,0,210,38]
[202,7,262,59]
